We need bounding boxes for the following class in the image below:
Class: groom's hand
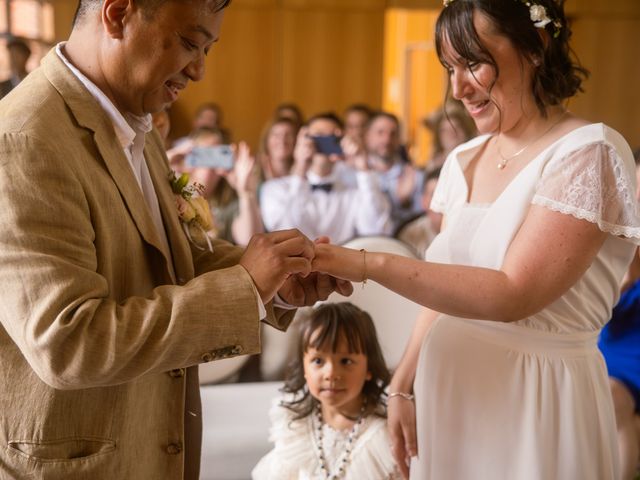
[239,229,314,304]
[278,272,354,307]
[277,236,353,306]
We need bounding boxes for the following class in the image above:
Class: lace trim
[532,195,640,243]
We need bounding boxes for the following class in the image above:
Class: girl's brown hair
[281,303,391,421]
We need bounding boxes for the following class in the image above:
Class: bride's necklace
[314,404,365,480]
[496,111,567,170]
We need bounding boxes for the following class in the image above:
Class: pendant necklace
[314,403,365,480]
[496,111,567,170]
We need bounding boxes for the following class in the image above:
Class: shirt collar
[55,42,152,150]
[307,169,339,186]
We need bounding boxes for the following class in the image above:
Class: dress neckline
[454,123,601,208]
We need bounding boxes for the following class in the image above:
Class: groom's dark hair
[73,0,232,27]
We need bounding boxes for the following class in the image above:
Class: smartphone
[311,135,343,156]
[185,145,234,170]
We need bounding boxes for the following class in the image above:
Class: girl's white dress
[412,124,640,480]
[252,399,402,480]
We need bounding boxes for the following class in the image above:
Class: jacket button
[168,368,185,378]
[166,442,183,455]
[201,352,213,362]
[177,277,186,285]
[231,345,243,355]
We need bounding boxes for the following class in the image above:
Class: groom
[0,1,350,479]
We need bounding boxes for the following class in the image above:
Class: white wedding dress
[411,124,640,480]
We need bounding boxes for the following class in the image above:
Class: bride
[312,0,640,478]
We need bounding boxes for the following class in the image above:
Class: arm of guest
[353,170,393,236]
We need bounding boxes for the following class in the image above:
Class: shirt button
[201,352,213,362]
[177,277,186,285]
[166,442,183,455]
[168,368,185,378]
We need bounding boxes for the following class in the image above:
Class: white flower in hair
[529,4,552,27]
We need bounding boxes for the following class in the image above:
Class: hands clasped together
[238,230,354,307]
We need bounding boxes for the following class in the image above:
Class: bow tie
[310,183,333,193]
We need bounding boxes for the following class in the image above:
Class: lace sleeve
[532,142,640,242]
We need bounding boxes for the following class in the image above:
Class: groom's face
[104,0,225,116]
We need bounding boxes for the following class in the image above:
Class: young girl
[252,303,401,480]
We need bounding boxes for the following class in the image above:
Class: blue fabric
[599,280,640,412]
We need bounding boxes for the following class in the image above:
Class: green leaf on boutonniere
[170,172,190,195]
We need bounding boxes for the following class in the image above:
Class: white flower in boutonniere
[169,171,216,252]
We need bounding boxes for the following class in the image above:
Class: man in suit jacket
[0,1,351,479]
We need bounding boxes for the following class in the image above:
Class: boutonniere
[169,171,216,252]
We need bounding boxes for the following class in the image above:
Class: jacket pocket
[7,437,116,462]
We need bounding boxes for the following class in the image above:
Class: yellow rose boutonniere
[169,171,216,252]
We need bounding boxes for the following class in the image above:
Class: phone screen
[312,135,343,156]
[185,145,234,170]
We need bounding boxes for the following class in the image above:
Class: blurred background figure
[174,102,232,147]
[273,102,305,131]
[0,37,31,99]
[365,111,424,230]
[258,117,298,181]
[260,112,391,244]
[151,107,172,150]
[423,99,476,172]
[394,166,442,258]
[343,103,373,146]
[175,127,263,246]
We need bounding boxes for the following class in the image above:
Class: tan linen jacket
[0,50,292,480]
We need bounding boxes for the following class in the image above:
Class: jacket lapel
[145,134,195,283]
[41,49,178,283]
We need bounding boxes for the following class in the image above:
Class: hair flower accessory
[443,0,562,38]
[528,4,551,27]
[169,171,216,252]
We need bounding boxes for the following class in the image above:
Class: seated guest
[274,102,305,131]
[174,101,232,146]
[395,167,443,258]
[151,107,172,149]
[258,117,298,181]
[423,99,476,172]
[252,302,402,480]
[178,127,263,246]
[365,111,424,229]
[344,103,373,147]
[0,37,32,99]
[260,113,391,244]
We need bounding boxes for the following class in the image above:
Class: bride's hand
[312,243,365,283]
[388,395,417,479]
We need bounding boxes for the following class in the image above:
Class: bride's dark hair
[281,303,390,421]
[435,0,588,116]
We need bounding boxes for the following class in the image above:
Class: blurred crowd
[154,100,477,258]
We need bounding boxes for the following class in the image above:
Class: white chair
[199,355,249,385]
[199,381,282,480]
[325,236,422,370]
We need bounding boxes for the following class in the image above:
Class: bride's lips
[465,99,490,117]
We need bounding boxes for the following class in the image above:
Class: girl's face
[303,331,371,416]
[441,11,536,135]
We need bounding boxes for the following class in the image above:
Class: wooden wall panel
[170,0,385,147]
[49,0,640,150]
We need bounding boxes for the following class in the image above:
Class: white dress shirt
[260,167,392,244]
